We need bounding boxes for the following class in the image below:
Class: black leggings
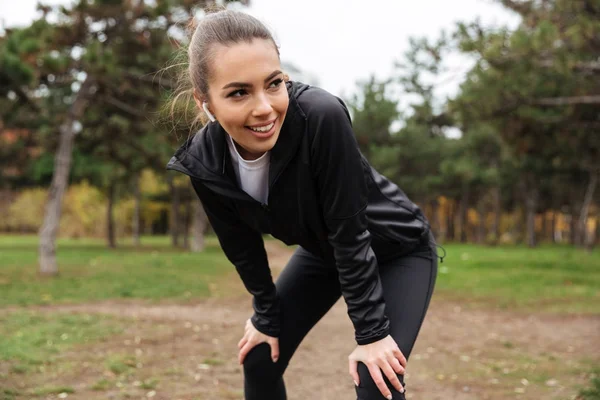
[243,238,438,400]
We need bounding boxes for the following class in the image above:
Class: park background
[0,0,598,399]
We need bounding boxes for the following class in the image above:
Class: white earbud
[202,102,216,122]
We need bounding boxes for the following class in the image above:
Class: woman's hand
[237,318,279,365]
[348,335,407,399]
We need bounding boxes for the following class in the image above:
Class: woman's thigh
[244,247,342,375]
[355,241,438,399]
[275,247,342,366]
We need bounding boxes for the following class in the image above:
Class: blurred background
[0,1,598,399]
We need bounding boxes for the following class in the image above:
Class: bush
[6,182,105,237]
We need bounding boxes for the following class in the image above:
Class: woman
[167,9,439,400]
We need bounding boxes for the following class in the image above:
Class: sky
[0,0,520,99]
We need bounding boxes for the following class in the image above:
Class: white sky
[0,0,519,99]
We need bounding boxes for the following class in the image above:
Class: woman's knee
[243,343,282,381]
[355,362,406,400]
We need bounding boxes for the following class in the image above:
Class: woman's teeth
[248,122,274,133]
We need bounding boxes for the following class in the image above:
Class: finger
[238,342,255,365]
[379,359,404,394]
[367,363,392,400]
[348,358,360,387]
[393,347,407,368]
[238,336,248,349]
[268,338,280,362]
[389,356,405,375]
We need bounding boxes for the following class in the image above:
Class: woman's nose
[252,93,273,117]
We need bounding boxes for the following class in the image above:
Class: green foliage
[347,75,399,155]
[5,183,106,235]
[453,0,600,172]
[4,179,169,236]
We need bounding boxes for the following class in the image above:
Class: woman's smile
[246,118,278,139]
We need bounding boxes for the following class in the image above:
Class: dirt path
[4,242,599,400]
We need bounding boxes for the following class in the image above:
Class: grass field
[0,235,229,307]
[433,242,599,314]
[0,235,598,399]
[1,235,598,312]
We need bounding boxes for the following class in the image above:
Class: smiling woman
[165,8,439,400]
[192,39,288,160]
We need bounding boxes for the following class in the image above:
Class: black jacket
[167,81,430,345]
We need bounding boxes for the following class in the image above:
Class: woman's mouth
[246,119,277,138]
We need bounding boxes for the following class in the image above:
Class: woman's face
[200,38,289,160]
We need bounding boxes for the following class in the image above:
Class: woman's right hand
[237,318,280,365]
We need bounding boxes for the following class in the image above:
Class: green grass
[0,235,232,306]
[579,374,600,400]
[0,235,598,314]
[0,311,123,367]
[31,386,75,396]
[105,353,137,375]
[434,243,600,313]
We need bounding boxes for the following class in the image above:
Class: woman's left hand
[348,335,407,399]
[237,318,279,365]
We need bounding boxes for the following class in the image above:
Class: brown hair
[166,8,280,129]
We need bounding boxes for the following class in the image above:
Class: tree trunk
[576,169,598,247]
[182,196,191,250]
[525,181,538,248]
[569,205,578,245]
[541,213,548,243]
[458,186,470,243]
[190,198,208,252]
[491,186,501,244]
[588,217,600,251]
[107,182,116,249]
[446,199,456,241]
[585,220,596,252]
[551,212,558,243]
[132,175,141,247]
[429,198,439,238]
[476,197,486,244]
[38,77,95,276]
[168,175,180,247]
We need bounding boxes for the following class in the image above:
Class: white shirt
[226,134,270,204]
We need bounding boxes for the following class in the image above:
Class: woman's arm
[190,178,280,337]
[308,93,389,345]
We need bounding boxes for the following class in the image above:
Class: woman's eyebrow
[221,70,282,90]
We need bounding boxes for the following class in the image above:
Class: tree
[0,0,252,274]
[452,0,600,247]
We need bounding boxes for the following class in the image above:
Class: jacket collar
[167,81,309,195]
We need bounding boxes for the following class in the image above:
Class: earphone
[202,102,216,122]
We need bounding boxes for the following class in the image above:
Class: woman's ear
[193,90,216,123]
[202,102,216,122]
[192,90,204,111]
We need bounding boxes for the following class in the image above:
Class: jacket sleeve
[190,178,280,337]
[308,94,390,345]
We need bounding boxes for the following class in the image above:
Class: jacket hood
[166,81,310,199]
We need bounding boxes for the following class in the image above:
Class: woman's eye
[227,89,247,98]
[269,78,283,88]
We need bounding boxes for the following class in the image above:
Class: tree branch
[534,96,600,106]
[122,70,175,89]
[102,95,148,117]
